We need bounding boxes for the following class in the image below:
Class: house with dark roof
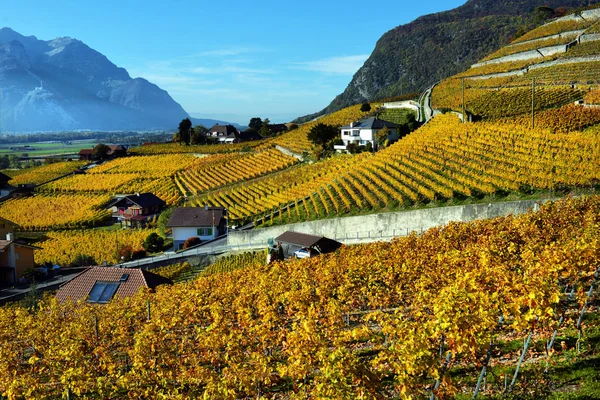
[273,231,342,259]
[167,206,227,250]
[55,267,172,303]
[0,218,40,285]
[0,172,14,198]
[239,130,264,142]
[107,144,126,158]
[108,193,166,228]
[336,117,400,151]
[208,124,240,143]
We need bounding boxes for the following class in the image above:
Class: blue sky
[3,0,465,124]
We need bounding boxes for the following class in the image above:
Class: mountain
[189,117,245,130]
[0,28,189,132]
[295,0,594,122]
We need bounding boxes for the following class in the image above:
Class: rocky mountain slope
[0,28,189,132]
[296,0,595,122]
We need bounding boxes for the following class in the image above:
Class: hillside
[295,0,595,123]
[0,28,189,132]
[1,196,599,398]
[432,5,600,121]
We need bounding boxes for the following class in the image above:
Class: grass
[0,140,97,157]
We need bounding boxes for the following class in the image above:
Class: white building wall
[172,226,216,248]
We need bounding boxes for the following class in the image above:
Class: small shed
[273,231,342,259]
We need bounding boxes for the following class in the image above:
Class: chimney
[350,122,354,128]
[6,232,13,242]
[136,192,140,197]
[205,204,208,211]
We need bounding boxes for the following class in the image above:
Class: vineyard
[193,153,371,223]
[177,148,298,196]
[467,86,583,119]
[503,103,600,132]
[0,194,111,231]
[512,18,596,44]
[0,196,599,398]
[377,108,416,125]
[0,161,86,186]
[35,229,158,266]
[201,114,600,226]
[481,33,578,62]
[128,140,266,155]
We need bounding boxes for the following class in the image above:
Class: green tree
[360,103,371,112]
[191,125,208,145]
[288,123,299,131]
[143,232,165,253]
[248,117,263,132]
[259,118,271,137]
[158,208,174,237]
[307,123,339,149]
[178,118,192,145]
[71,254,96,267]
[92,144,110,161]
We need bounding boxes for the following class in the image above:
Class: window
[197,228,213,236]
[88,281,120,303]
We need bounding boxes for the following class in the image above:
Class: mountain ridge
[295,0,595,123]
[0,27,189,133]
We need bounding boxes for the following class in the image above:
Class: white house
[207,124,240,144]
[335,117,400,151]
[167,207,228,250]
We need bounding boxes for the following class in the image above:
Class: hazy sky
[3,0,465,123]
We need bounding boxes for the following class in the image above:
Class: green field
[0,140,97,157]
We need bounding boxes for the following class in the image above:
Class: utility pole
[531,78,536,129]
[462,77,466,123]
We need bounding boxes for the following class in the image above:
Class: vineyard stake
[473,316,504,399]
[94,315,99,337]
[507,329,533,392]
[547,284,576,352]
[429,351,452,400]
[147,301,151,322]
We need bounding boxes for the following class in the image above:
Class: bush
[183,237,201,249]
[117,245,133,262]
[71,254,96,267]
[143,232,164,253]
[131,248,147,261]
[360,103,371,112]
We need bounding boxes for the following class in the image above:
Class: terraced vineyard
[512,18,595,44]
[200,114,600,226]
[35,229,158,266]
[0,194,111,231]
[193,154,370,223]
[481,33,578,61]
[377,108,416,125]
[129,140,266,155]
[467,86,583,118]
[0,161,86,186]
[504,103,600,132]
[177,148,298,195]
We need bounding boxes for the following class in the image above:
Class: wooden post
[146,300,151,322]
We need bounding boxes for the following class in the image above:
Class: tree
[92,144,110,161]
[288,123,299,131]
[117,245,133,262]
[191,125,208,145]
[374,126,390,148]
[178,118,192,145]
[248,117,263,132]
[143,232,165,253]
[259,118,271,137]
[158,208,174,237]
[360,103,371,112]
[71,254,96,267]
[307,123,339,149]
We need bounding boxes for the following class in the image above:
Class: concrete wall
[275,145,304,161]
[382,101,420,112]
[579,33,600,43]
[228,199,551,246]
[471,44,569,68]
